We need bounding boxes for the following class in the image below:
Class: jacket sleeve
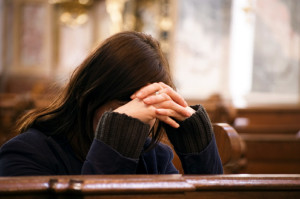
[164,105,223,174]
[82,111,150,174]
[82,139,140,174]
[177,134,223,174]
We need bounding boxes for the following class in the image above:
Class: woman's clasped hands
[113,82,195,128]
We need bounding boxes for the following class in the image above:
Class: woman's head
[72,31,173,115]
[17,31,173,160]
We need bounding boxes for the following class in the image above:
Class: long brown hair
[17,31,174,161]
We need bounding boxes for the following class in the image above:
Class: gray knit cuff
[164,105,213,154]
[95,111,150,159]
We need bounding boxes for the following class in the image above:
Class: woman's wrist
[95,111,150,159]
[164,105,213,154]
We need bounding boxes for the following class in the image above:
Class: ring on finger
[155,91,160,95]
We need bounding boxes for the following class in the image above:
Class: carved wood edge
[0,174,300,195]
[213,123,245,166]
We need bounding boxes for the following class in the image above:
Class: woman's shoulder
[0,129,54,164]
[0,128,68,176]
[1,128,48,149]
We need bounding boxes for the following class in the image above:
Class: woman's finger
[156,108,187,121]
[154,100,192,118]
[156,114,179,128]
[131,82,189,112]
[158,82,188,107]
[130,83,150,99]
[135,82,188,108]
[142,93,192,120]
[131,83,163,99]
[143,93,171,104]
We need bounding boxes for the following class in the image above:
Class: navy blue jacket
[0,128,223,176]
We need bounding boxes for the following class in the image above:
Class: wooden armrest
[213,123,244,166]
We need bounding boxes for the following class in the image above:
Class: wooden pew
[213,123,246,173]
[0,93,53,146]
[233,106,300,174]
[234,106,300,135]
[0,174,299,199]
[240,134,300,174]
[0,94,35,146]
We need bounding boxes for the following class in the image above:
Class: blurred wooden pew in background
[0,93,55,146]
[233,106,300,174]
[234,106,300,135]
[0,93,35,146]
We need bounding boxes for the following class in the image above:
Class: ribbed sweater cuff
[95,111,150,159]
[164,105,213,154]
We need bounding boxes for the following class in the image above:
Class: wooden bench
[0,174,299,199]
[240,134,300,174]
[234,106,300,135]
[0,94,35,146]
[0,93,54,146]
[233,106,300,174]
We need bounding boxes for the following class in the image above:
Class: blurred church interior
[0,0,300,174]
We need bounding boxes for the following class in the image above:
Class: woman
[0,31,223,176]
